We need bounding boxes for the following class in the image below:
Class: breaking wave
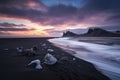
[49,38,120,80]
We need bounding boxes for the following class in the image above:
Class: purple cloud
[0,27,34,31]
[0,22,25,27]
[0,0,120,28]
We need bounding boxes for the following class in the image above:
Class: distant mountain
[62,31,79,37]
[82,28,120,37]
[62,28,120,37]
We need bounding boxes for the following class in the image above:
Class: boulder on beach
[16,47,23,53]
[3,48,9,51]
[16,47,36,56]
[47,49,54,52]
[44,53,57,65]
[32,46,38,52]
[41,43,46,47]
[28,59,42,70]
[23,48,36,56]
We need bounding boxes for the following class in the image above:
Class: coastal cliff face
[62,28,120,37]
[62,31,79,37]
[83,28,120,37]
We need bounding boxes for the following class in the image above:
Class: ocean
[49,37,120,80]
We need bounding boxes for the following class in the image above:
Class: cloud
[0,31,12,38]
[0,22,25,27]
[0,0,120,29]
[0,0,47,10]
[0,22,35,31]
[0,4,78,26]
[0,22,35,32]
[0,7,42,20]
[44,28,63,36]
[80,0,120,20]
[48,4,77,16]
[0,27,34,31]
[83,0,120,11]
[106,14,120,23]
[0,31,10,35]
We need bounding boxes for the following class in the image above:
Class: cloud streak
[0,22,35,32]
[0,22,25,27]
[0,27,34,31]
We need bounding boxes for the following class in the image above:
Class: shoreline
[0,38,110,80]
[70,37,120,45]
[49,37,120,80]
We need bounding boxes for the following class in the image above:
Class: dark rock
[62,31,78,37]
[83,28,120,37]
[116,30,120,34]
[62,28,120,37]
[87,28,94,34]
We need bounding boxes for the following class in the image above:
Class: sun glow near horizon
[0,0,120,37]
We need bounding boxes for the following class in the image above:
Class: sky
[0,0,120,38]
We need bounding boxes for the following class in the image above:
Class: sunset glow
[0,0,120,37]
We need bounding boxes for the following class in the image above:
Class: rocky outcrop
[62,31,79,37]
[62,28,120,37]
[82,28,120,37]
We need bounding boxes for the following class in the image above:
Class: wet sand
[0,38,110,80]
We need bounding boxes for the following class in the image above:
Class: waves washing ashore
[48,38,120,80]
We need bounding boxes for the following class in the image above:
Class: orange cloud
[0,16,31,24]
[24,1,47,11]
[4,29,49,37]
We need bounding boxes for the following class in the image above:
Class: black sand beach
[0,38,110,80]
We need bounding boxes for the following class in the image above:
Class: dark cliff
[62,28,120,37]
[62,31,79,37]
